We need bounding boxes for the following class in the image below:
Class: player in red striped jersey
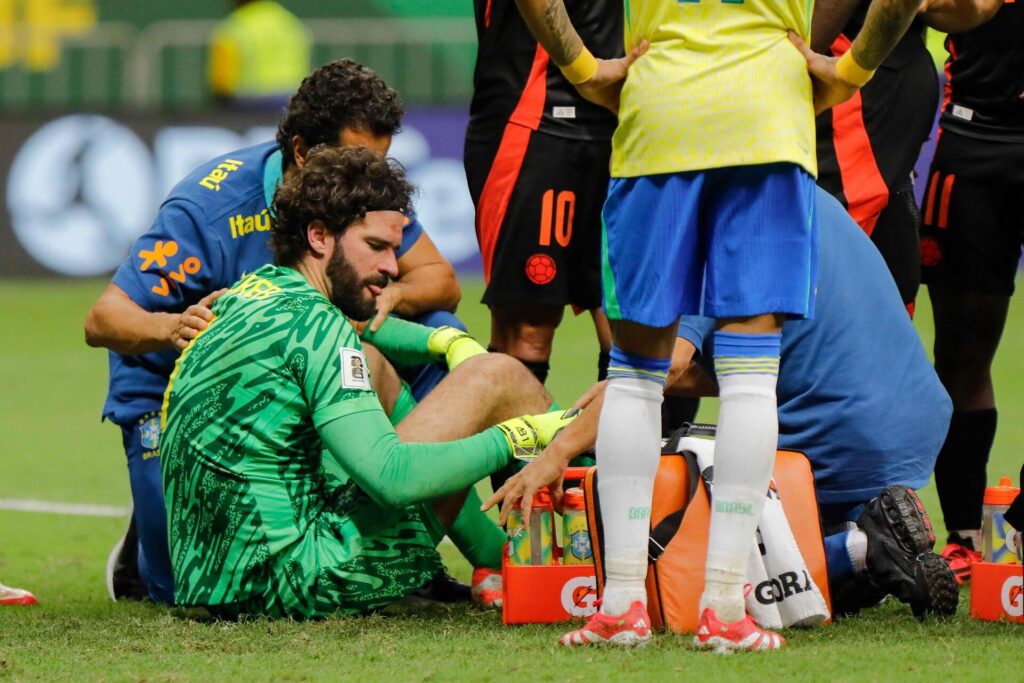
[812,2,938,312]
[464,0,620,389]
[917,0,1024,584]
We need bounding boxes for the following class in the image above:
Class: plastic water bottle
[506,490,554,565]
[561,487,592,565]
[982,476,1022,564]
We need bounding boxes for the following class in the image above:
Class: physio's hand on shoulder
[482,449,570,526]
[170,288,226,350]
[575,40,649,114]
[788,31,861,115]
[426,326,487,371]
[495,408,580,462]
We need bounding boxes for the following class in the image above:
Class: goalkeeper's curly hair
[269,146,414,267]
[276,58,403,169]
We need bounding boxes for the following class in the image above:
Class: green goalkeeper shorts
[216,502,443,620]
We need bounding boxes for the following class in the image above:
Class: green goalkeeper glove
[495,408,580,461]
[427,326,488,371]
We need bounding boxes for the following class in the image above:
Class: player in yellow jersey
[510,0,922,652]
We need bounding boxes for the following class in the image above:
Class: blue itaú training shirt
[677,188,952,504]
[103,142,424,425]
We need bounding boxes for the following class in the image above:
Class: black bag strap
[647,450,701,563]
[663,422,717,453]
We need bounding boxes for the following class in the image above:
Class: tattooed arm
[851,0,925,69]
[514,0,585,66]
[790,0,921,114]
[513,0,647,112]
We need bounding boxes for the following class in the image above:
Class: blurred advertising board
[0,108,481,277]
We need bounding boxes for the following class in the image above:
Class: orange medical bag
[584,438,831,633]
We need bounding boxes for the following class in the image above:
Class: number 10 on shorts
[539,190,576,248]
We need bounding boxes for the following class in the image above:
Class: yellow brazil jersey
[613,0,817,178]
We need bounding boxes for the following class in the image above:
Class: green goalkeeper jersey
[161,265,510,617]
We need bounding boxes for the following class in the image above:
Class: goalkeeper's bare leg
[364,345,554,445]
[364,345,555,605]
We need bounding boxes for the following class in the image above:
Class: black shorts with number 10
[465,127,610,310]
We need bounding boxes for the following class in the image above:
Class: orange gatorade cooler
[502,471,598,625]
[969,562,1024,623]
[983,477,1022,564]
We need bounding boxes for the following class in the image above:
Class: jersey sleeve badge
[339,348,371,391]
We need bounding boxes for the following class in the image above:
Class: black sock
[660,395,700,438]
[520,359,550,384]
[934,409,997,534]
[597,350,610,381]
[946,531,978,551]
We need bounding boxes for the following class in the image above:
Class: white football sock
[596,377,663,616]
[703,371,778,623]
[601,549,649,616]
[847,528,868,573]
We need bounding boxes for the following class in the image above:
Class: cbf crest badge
[140,416,161,451]
[570,530,593,562]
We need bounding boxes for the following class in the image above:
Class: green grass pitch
[1,278,1022,681]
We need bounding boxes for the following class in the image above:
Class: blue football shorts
[601,162,818,327]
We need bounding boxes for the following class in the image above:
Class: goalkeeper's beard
[325,246,389,322]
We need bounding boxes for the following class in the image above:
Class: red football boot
[559,600,652,647]
[940,542,980,585]
[470,567,503,608]
[693,608,784,654]
[0,582,38,606]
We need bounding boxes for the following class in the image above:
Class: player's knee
[935,371,994,409]
[505,340,553,363]
[717,313,785,335]
[610,319,679,359]
[489,306,561,360]
[935,331,1001,380]
[493,324,557,362]
[477,352,545,393]
[477,351,526,378]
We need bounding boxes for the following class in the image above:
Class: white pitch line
[0,499,129,518]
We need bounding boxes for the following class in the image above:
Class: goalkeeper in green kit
[160,145,577,619]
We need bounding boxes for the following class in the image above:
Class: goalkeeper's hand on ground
[426,326,488,371]
[495,408,580,462]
